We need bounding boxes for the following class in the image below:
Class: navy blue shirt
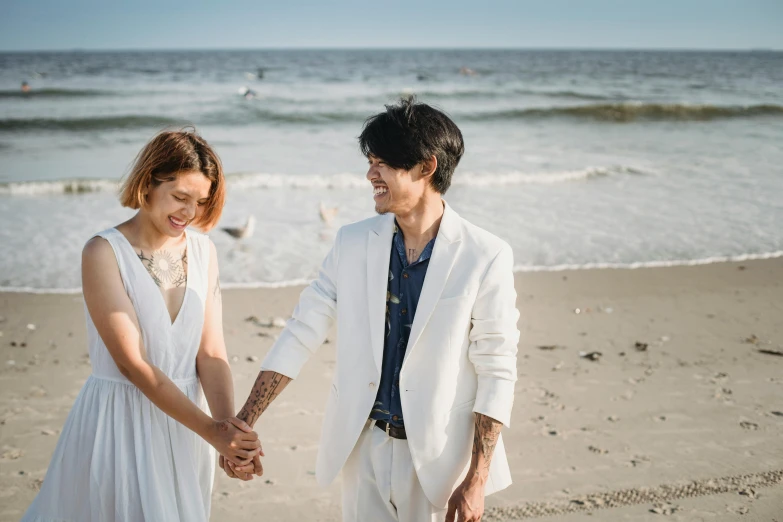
[370,222,436,428]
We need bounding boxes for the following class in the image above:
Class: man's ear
[419,155,438,179]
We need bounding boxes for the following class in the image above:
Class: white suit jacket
[261,201,520,508]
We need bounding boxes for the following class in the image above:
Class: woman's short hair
[358,96,465,194]
[119,128,226,231]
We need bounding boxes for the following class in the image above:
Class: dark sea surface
[1,49,782,290]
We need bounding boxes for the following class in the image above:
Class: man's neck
[395,196,445,248]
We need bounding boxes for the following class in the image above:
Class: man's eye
[197,201,206,207]
[173,196,184,202]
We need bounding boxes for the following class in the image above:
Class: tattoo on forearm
[237,372,291,426]
[137,248,188,289]
[472,413,502,475]
[213,275,221,300]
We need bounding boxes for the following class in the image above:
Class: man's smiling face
[365,155,431,216]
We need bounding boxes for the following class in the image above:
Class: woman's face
[143,170,212,237]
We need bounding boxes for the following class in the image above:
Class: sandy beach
[1,259,781,521]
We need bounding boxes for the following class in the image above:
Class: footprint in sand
[727,505,749,515]
[650,502,680,515]
[738,487,758,499]
[1,447,24,460]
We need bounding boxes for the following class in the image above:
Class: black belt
[374,419,407,439]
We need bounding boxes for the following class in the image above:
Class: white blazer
[261,201,520,508]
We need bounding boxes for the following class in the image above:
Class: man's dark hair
[359,97,465,194]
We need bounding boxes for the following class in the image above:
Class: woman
[23,129,260,522]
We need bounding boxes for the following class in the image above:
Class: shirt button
[369,382,376,389]
[392,415,399,421]
[401,308,407,315]
[403,273,409,279]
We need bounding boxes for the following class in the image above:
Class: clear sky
[2,0,782,52]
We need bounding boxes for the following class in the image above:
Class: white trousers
[342,421,447,522]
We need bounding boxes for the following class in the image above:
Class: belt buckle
[385,422,391,435]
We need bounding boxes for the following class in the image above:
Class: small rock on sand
[537,344,564,350]
[579,351,602,361]
[739,421,759,430]
[246,355,259,362]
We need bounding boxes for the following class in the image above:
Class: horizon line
[1,45,782,53]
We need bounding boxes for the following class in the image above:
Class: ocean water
[1,49,782,291]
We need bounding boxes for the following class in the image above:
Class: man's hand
[446,475,485,522]
[219,454,262,481]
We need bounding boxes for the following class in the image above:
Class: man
[226,97,519,522]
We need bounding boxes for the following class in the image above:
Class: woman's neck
[121,213,184,251]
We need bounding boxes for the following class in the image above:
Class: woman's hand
[205,417,263,466]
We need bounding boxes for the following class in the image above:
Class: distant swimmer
[243,68,265,81]
[459,67,477,77]
[21,81,31,93]
[238,86,257,100]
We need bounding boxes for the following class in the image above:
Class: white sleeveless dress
[22,228,216,522]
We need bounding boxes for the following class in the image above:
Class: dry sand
[1,259,781,521]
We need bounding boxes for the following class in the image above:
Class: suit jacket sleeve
[260,228,341,379]
[469,243,520,427]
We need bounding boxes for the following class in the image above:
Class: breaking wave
[0,166,642,196]
[467,103,783,123]
[0,88,114,99]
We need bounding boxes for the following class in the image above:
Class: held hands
[219,452,263,481]
[446,475,485,522]
[206,417,263,468]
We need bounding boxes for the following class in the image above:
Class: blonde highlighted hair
[119,128,226,230]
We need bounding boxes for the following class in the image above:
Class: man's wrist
[236,408,254,427]
[464,468,488,488]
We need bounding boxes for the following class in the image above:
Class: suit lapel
[403,202,463,365]
[367,214,395,375]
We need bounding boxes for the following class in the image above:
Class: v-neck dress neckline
[113,227,191,327]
